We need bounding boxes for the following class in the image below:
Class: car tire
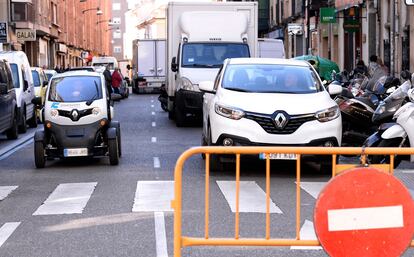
[175,106,186,127]
[6,113,18,140]
[18,110,27,133]
[108,137,119,165]
[34,141,46,168]
[27,106,38,128]
[371,138,404,168]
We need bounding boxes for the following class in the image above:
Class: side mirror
[43,80,48,86]
[328,83,343,95]
[23,80,29,91]
[31,96,42,107]
[126,64,131,70]
[0,83,8,94]
[171,57,178,72]
[199,81,215,93]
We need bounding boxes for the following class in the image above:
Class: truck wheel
[18,110,27,133]
[6,113,18,140]
[27,107,38,128]
[175,106,186,127]
[34,141,46,168]
[108,137,119,165]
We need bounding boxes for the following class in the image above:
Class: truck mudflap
[175,89,203,115]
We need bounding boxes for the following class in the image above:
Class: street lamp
[105,27,120,33]
[97,19,112,25]
[82,7,103,16]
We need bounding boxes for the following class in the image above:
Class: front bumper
[175,89,203,115]
[44,120,108,158]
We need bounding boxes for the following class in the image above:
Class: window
[112,17,121,24]
[49,76,102,102]
[11,3,34,22]
[114,46,122,53]
[113,3,121,10]
[51,2,58,24]
[113,32,121,39]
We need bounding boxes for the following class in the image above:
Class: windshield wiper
[223,87,251,92]
[86,81,100,106]
[185,64,217,68]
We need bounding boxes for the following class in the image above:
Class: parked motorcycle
[365,87,414,167]
[336,75,400,146]
[158,84,168,112]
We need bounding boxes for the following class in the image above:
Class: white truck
[91,56,119,70]
[132,39,166,93]
[257,38,285,58]
[166,2,258,126]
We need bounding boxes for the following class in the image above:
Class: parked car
[0,51,37,133]
[0,59,18,139]
[44,69,58,81]
[118,71,129,99]
[200,58,343,171]
[67,66,96,72]
[31,67,49,119]
[33,71,121,168]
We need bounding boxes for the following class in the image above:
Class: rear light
[99,119,107,127]
[46,122,52,129]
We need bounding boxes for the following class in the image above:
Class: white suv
[200,58,343,170]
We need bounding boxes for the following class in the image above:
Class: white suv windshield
[48,76,102,102]
[222,64,323,94]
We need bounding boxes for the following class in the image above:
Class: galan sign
[16,29,36,41]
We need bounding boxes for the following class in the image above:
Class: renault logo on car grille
[71,110,79,121]
[274,113,288,129]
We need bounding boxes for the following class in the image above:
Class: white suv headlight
[215,103,245,120]
[179,77,199,91]
[315,106,340,122]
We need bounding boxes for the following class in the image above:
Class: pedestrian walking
[111,68,122,95]
[103,65,113,98]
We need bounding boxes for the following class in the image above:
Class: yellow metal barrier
[172,146,414,257]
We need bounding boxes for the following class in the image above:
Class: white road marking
[0,131,35,161]
[0,222,21,248]
[328,205,403,231]
[216,181,282,213]
[152,112,155,115]
[151,105,155,108]
[153,157,160,168]
[33,183,97,215]
[298,182,327,199]
[291,220,322,250]
[0,186,18,201]
[151,100,154,103]
[152,122,156,127]
[397,169,414,174]
[155,212,168,257]
[133,181,174,212]
[152,137,157,143]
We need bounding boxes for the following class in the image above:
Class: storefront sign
[58,43,67,53]
[405,0,414,5]
[343,20,360,32]
[0,22,7,43]
[335,0,363,11]
[16,29,36,41]
[288,23,303,35]
[320,8,336,23]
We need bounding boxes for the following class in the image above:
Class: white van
[91,56,119,71]
[0,51,37,132]
[257,38,285,59]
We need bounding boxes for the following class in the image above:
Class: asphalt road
[1,93,414,257]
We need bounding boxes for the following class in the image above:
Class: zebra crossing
[0,180,329,250]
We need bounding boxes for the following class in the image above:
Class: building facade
[0,0,112,69]
[111,0,128,61]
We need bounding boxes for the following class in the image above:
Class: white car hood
[180,67,219,84]
[216,90,336,115]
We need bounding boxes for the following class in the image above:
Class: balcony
[11,2,35,29]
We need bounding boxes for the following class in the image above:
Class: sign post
[314,168,414,257]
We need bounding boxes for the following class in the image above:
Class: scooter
[365,87,414,167]
[158,84,168,112]
[336,75,400,146]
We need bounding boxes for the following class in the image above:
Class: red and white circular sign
[314,167,414,257]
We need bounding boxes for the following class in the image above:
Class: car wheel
[18,110,27,133]
[34,141,46,168]
[371,138,404,168]
[108,137,119,165]
[27,106,38,128]
[6,113,18,140]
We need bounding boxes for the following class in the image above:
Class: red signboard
[335,0,363,11]
[314,168,414,257]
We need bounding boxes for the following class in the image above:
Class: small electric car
[34,71,121,168]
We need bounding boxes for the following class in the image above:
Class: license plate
[64,148,88,157]
[259,153,297,160]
